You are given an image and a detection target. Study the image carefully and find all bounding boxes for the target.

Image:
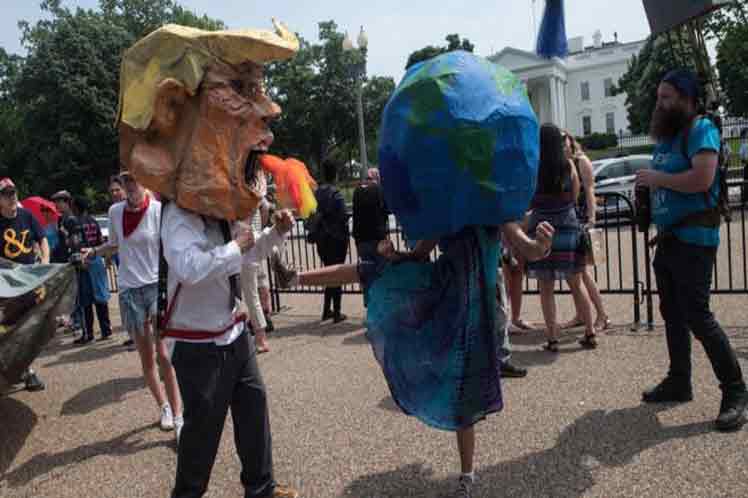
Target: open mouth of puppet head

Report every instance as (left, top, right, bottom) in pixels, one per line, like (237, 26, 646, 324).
(245, 150, 264, 189)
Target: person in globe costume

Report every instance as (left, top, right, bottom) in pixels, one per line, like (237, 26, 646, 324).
(272, 51, 554, 498)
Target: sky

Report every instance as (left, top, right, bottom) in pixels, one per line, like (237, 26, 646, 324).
(0, 0, 653, 82)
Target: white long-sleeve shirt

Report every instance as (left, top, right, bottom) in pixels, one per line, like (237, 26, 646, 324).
(161, 203, 285, 345)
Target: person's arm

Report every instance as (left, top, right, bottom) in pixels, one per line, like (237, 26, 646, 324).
(578, 155, 597, 224)
(162, 205, 254, 286)
(378, 239, 438, 263)
(569, 159, 581, 202)
(34, 239, 50, 264)
(636, 151, 717, 193)
(501, 221, 554, 262)
(242, 210, 294, 264)
(83, 208, 119, 260)
(29, 215, 50, 264)
(334, 189, 349, 223)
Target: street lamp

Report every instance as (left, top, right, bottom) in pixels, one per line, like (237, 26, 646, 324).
(343, 26, 368, 181)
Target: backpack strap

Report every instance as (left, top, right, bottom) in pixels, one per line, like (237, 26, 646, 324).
(156, 201, 169, 338)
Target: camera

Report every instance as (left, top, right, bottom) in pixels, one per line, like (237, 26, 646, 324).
(635, 184, 651, 233)
(69, 252, 85, 268)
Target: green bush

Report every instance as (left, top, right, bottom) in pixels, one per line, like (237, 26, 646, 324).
(579, 133, 619, 150)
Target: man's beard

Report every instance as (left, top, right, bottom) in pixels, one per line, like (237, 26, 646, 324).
(649, 106, 692, 141)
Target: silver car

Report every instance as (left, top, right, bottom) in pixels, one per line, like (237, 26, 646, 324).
(592, 154, 653, 217)
(94, 215, 110, 242)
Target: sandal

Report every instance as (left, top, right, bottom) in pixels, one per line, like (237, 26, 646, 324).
(578, 334, 598, 349)
(512, 319, 534, 331)
(543, 339, 560, 353)
(594, 317, 612, 331)
(560, 317, 584, 329)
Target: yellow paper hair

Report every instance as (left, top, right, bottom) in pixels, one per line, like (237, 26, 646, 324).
(259, 155, 318, 219)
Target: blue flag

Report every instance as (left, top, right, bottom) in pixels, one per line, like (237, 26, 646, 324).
(536, 0, 568, 59)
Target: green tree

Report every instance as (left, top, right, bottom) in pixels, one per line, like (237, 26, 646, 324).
(703, 0, 748, 41)
(100, 0, 224, 38)
(0, 0, 224, 209)
(614, 33, 697, 134)
(266, 21, 395, 175)
(716, 23, 748, 116)
(405, 34, 474, 70)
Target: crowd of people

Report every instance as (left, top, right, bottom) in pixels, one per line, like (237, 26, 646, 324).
(3, 19, 746, 498)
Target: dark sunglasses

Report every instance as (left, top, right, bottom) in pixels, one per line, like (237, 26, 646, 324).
(0, 188, 17, 197)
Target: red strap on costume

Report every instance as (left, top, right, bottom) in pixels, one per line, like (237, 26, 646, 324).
(123, 195, 150, 238)
(159, 283, 247, 340)
(160, 315, 247, 340)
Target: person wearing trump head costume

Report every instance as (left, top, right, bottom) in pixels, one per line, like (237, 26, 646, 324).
(118, 21, 300, 498)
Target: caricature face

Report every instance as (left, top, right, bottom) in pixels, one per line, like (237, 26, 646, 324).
(124, 60, 280, 220)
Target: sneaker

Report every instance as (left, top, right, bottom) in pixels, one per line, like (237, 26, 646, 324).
(642, 377, 693, 403)
(271, 254, 298, 289)
(456, 475, 473, 498)
(73, 336, 93, 346)
(174, 415, 184, 443)
(265, 316, 275, 333)
(271, 484, 299, 498)
(333, 313, 348, 324)
(160, 404, 175, 431)
(321, 311, 334, 321)
(715, 388, 748, 432)
(500, 362, 528, 378)
(24, 371, 46, 392)
(122, 338, 134, 348)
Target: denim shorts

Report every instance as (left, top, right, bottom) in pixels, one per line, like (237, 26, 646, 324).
(118, 283, 158, 336)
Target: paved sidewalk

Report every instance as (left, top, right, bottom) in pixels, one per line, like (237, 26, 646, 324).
(2, 293, 748, 498)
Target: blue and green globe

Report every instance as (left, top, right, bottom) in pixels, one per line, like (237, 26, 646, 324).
(379, 50, 539, 241)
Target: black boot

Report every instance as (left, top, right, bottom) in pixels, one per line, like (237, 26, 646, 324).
(642, 376, 693, 403)
(715, 383, 748, 432)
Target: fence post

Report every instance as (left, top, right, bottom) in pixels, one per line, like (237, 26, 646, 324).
(643, 232, 655, 331)
(629, 215, 641, 331)
(266, 257, 281, 313)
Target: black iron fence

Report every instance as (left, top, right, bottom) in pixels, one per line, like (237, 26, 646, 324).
(268, 184, 748, 331)
(101, 184, 748, 331)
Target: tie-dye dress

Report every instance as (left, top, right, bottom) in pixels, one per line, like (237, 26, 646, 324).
(363, 226, 503, 431)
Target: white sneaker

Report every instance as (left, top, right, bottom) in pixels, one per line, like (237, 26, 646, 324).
(174, 415, 184, 444)
(160, 403, 175, 431)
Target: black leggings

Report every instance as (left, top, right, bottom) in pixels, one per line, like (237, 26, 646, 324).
(316, 236, 349, 315)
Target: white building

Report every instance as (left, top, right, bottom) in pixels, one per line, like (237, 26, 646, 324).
(489, 31, 646, 137)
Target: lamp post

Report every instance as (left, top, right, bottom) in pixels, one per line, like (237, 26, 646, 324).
(343, 26, 368, 181)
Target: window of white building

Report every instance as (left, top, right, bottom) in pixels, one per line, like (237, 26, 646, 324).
(604, 78, 614, 98)
(583, 116, 592, 136)
(606, 112, 616, 134)
(581, 81, 590, 101)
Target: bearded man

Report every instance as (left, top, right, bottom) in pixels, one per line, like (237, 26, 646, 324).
(636, 69, 748, 432)
(118, 22, 300, 497)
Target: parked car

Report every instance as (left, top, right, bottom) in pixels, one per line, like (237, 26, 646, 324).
(94, 215, 110, 242)
(592, 154, 652, 219)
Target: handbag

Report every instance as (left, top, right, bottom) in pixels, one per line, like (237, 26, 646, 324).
(580, 227, 605, 266)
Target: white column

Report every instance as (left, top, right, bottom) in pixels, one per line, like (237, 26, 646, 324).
(549, 76, 558, 125)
